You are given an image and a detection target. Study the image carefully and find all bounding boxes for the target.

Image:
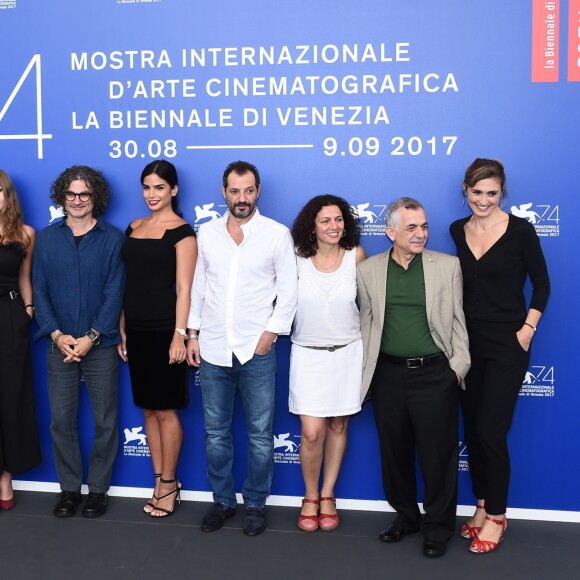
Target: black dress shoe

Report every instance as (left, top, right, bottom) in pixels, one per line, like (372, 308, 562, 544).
(53, 491, 82, 518)
(243, 507, 267, 536)
(379, 524, 419, 543)
(201, 502, 236, 532)
(423, 541, 447, 558)
(82, 492, 108, 518)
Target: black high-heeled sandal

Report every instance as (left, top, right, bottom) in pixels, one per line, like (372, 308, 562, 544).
(143, 473, 161, 514)
(150, 477, 181, 518)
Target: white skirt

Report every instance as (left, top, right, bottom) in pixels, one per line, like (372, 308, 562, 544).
(288, 339, 363, 417)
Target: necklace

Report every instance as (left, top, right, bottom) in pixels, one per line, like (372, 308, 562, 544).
(313, 246, 341, 272)
(471, 216, 506, 235)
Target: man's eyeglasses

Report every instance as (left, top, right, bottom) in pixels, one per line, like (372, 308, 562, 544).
(64, 192, 92, 202)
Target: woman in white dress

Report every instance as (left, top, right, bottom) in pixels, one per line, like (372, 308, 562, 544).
(290, 195, 366, 532)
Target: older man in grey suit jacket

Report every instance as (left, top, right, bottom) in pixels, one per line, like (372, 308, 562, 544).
(357, 197, 470, 558)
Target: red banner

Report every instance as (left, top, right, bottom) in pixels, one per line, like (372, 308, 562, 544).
(568, 0, 580, 81)
(532, 0, 560, 82)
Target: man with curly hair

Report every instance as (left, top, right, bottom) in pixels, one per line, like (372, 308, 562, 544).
(33, 166, 125, 519)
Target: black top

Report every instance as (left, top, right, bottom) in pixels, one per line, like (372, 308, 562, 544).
(0, 243, 23, 292)
(449, 214, 550, 323)
(121, 223, 195, 331)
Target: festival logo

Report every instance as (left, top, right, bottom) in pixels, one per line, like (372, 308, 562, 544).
(510, 202, 560, 237)
(458, 440, 469, 472)
(193, 202, 225, 232)
(194, 202, 222, 222)
(273, 432, 301, 465)
(518, 364, 556, 398)
(123, 426, 151, 457)
(350, 201, 388, 236)
(49, 205, 65, 223)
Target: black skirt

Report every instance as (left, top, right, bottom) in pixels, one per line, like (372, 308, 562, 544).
(126, 328, 189, 410)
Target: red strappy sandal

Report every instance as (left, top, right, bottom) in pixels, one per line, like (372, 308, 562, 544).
(319, 497, 339, 532)
(469, 515, 507, 554)
(460, 504, 485, 539)
(298, 498, 320, 532)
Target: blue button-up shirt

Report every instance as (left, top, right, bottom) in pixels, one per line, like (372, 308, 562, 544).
(33, 218, 126, 349)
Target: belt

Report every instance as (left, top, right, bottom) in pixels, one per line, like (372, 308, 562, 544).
(0, 290, 20, 300)
(300, 343, 349, 352)
(379, 352, 445, 369)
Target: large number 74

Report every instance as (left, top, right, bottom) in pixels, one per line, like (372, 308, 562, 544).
(0, 55, 53, 160)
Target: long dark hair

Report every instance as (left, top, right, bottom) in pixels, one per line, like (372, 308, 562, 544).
(141, 159, 182, 217)
(292, 194, 360, 258)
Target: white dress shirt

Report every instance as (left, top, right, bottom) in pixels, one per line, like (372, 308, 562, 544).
(188, 209, 298, 366)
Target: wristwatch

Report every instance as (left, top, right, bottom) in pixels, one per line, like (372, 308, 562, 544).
(174, 328, 187, 337)
(86, 328, 100, 345)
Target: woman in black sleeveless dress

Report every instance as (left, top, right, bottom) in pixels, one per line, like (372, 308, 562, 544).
(0, 169, 41, 509)
(118, 160, 197, 517)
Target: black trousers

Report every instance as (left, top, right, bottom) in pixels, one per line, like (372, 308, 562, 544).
(371, 355, 459, 543)
(461, 320, 531, 515)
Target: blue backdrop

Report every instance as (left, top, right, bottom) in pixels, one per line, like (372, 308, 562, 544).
(1, 0, 577, 515)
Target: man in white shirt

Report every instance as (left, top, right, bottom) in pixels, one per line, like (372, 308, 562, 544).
(186, 160, 297, 536)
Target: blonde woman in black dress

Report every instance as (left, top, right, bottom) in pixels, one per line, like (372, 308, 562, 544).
(118, 160, 197, 517)
(0, 169, 41, 509)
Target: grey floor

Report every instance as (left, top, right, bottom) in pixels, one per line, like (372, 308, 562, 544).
(0, 491, 578, 580)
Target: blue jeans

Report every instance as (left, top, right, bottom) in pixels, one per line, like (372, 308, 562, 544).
(200, 348, 276, 508)
(47, 344, 119, 493)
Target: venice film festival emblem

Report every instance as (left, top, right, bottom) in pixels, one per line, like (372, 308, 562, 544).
(273, 433, 301, 465)
(510, 202, 559, 237)
(518, 364, 556, 398)
(123, 426, 151, 457)
(350, 202, 388, 236)
(458, 441, 469, 472)
(193, 201, 225, 232)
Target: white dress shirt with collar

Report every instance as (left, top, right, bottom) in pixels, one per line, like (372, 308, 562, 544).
(187, 209, 298, 366)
